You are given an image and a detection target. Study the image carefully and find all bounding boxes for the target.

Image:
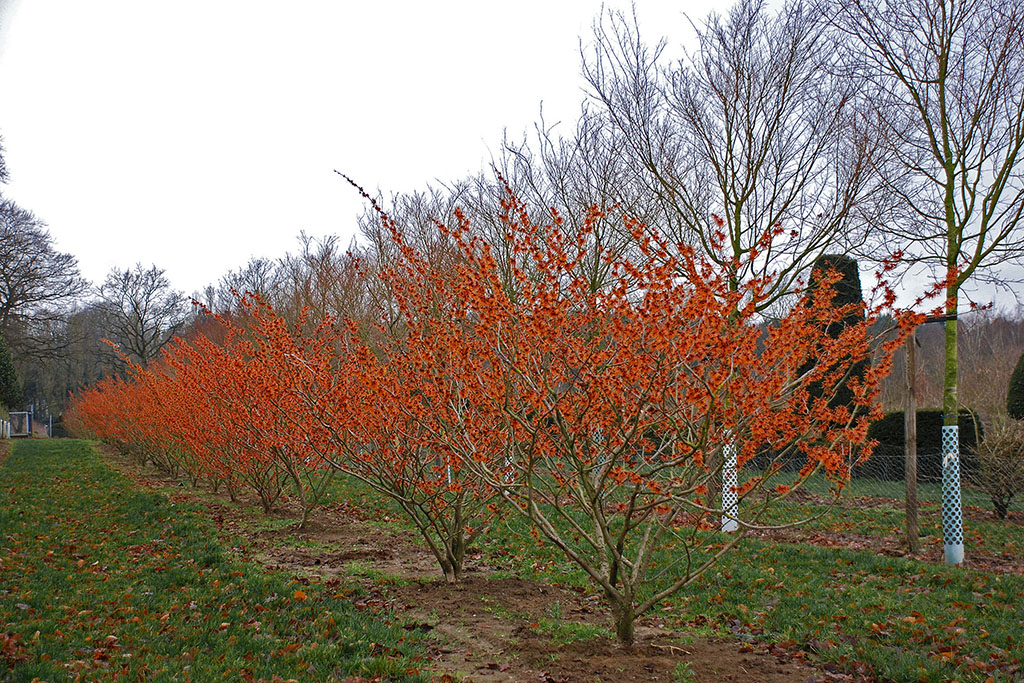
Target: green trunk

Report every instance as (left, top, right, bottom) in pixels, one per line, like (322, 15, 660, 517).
(941, 280, 964, 565)
(943, 299, 958, 427)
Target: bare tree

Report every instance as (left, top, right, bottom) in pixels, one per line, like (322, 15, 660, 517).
(969, 418, 1024, 519)
(479, 110, 662, 294)
(0, 133, 9, 185)
(0, 199, 89, 357)
(882, 312, 1024, 415)
(275, 232, 378, 329)
(829, 0, 1024, 465)
(98, 264, 189, 366)
(959, 312, 1024, 421)
(582, 0, 882, 307)
(203, 256, 283, 315)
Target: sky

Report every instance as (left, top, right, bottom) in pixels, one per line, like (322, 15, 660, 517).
(0, 0, 709, 296)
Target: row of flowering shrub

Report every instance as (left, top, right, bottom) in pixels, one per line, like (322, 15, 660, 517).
(66, 191, 915, 645)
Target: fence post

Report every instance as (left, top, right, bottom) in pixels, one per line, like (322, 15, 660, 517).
(904, 332, 920, 553)
(721, 441, 738, 532)
(941, 425, 964, 565)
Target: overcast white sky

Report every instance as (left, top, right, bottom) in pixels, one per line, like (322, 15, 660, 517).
(0, 0, 712, 295)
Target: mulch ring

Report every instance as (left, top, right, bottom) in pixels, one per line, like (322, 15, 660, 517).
(382, 576, 839, 682)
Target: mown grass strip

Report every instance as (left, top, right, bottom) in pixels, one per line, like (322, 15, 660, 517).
(458, 485, 1024, 681)
(329, 470, 1024, 681)
(663, 539, 1024, 681)
(0, 439, 428, 682)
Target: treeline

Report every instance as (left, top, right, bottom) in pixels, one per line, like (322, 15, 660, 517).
(6, 0, 1024, 432)
(878, 315, 1024, 423)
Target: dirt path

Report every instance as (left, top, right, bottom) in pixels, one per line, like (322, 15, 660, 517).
(101, 449, 858, 682)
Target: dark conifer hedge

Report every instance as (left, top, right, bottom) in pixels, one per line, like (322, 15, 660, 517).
(0, 335, 22, 411)
(1007, 352, 1024, 420)
(860, 409, 982, 481)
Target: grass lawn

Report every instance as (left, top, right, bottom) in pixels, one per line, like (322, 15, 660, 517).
(767, 468, 1024, 514)
(326, 471, 1024, 682)
(473, 519, 1024, 681)
(6, 439, 1020, 681)
(0, 439, 429, 682)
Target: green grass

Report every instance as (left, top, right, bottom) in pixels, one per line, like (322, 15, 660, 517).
(343, 561, 411, 587)
(315, 464, 1024, 679)
(0, 440, 429, 682)
(466, 485, 1024, 681)
(661, 541, 1023, 681)
(528, 617, 609, 646)
(36, 442, 1023, 681)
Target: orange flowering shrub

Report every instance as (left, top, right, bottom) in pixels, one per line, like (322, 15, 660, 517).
(68, 183, 916, 645)
(238, 241, 510, 583)
(359, 186, 915, 645)
(68, 311, 338, 526)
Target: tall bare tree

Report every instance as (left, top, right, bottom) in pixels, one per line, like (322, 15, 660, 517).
(830, 0, 1024, 563)
(275, 232, 376, 327)
(0, 199, 89, 357)
(0, 134, 9, 185)
(98, 264, 189, 366)
(582, 0, 883, 307)
(198, 256, 283, 315)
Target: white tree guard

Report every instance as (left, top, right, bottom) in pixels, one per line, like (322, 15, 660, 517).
(941, 425, 964, 565)
(721, 442, 739, 532)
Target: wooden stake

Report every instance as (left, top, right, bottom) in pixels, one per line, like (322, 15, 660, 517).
(904, 330, 920, 553)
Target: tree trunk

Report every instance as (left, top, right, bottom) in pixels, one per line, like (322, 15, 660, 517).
(440, 559, 459, 584)
(942, 283, 964, 566)
(611, 600, 635, 648)
(943, 301, 958, 430)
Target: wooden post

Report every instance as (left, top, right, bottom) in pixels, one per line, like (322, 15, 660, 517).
(904, 331, 920, 553)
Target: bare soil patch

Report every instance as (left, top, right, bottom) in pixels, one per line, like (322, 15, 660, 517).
(99, 448, 857, 682)
(384, 577, 830, 682)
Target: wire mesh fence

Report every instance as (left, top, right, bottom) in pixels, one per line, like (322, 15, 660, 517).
(735, 447, 1024, 570)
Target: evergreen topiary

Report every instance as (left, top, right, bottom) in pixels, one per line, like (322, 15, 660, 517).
(804, 254, 866, 409)
(0, 334, 22, 410)
(1008, 352, 1024, 419)
(810, 254, 864, 327)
